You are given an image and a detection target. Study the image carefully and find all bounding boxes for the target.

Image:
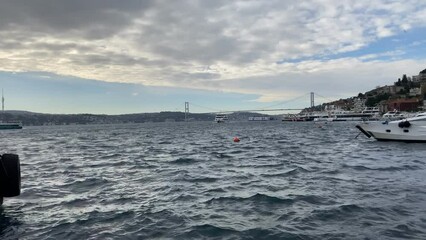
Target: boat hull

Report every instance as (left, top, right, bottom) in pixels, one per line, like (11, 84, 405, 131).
(0, 124, 22, 130)
(356, 121, 426, 142)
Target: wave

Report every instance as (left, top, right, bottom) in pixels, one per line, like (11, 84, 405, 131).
(186, 177, 220, 183)
(212, 152, 232, 159)
(60, 197, 90, 207)
(180, 225, 307, 240)
(43, 209, 136, 239)
(169, 157, 197, 164)
(172, 194, 198, 202)
(239, 163, 285, 169)
(204, 188, 226, 193)
(99, 153, 123, 160)
(342, 164, 420, 171)
(383, 224, 425, 239)
(307, 204, 366, 222)
(204, 192, 332, 206)
(260, 167, 310, 177)
(179, 224, 238, 239)
(205, 193, 294, 205)
(293, 195, 335, 205)
(62, 177, 111, 193)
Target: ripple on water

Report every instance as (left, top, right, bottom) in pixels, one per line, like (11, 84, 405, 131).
(2, 121, 426, 239)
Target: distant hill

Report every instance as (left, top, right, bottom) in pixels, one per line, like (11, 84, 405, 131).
(0, 110, 274, 126)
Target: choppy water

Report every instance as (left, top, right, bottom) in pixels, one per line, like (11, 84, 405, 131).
(1, 121, 426, 239)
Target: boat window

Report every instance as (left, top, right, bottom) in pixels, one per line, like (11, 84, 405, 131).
(386, 129, 391, 133)
(404, 129, 409, 133)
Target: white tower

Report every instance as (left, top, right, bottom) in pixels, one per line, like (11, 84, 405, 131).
(2, 89, 4, 112)
(184, 102, 189, 121)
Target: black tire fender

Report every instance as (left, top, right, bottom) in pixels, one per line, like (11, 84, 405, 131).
(0, 154, 21, 197)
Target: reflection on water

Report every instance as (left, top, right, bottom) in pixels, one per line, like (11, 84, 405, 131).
(0, 205, 22, 238)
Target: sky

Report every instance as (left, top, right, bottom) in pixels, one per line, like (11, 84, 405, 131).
(1, 0, 426, 114)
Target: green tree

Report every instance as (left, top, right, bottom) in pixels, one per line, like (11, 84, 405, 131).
(365, 93, 390, 107)
(395, 78, 402, 86)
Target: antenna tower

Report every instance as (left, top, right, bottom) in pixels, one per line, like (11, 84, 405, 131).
(2, 89, 4, 112)
(184, 102, 189, 121)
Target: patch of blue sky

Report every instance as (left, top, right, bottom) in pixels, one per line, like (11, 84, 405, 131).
(0, 71, 264, 114)
(277, 26, 426, 64)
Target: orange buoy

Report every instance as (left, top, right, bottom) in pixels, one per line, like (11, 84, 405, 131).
(233, 137, 240, 142)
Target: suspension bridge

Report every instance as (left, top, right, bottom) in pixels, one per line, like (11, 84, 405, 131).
(183, 92, 333, 121)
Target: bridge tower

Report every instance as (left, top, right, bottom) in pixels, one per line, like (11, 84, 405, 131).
(310, 92, 314, 108)
(184, 102, 189, 121)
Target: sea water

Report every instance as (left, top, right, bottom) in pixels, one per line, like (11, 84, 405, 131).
(1, 121, 426, 239)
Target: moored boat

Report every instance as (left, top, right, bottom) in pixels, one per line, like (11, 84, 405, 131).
(356, 112, 426, 142)
(381, 110, 416, 121)
(314, 107, 380, 122)
(284, 107, 380, 122)
(282, 114, 310, 121)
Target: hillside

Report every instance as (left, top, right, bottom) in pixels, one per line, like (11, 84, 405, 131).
(0, 111, 272, 126)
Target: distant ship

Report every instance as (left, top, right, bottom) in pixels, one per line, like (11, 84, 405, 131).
(0, 89, 22, 130)
(282, 107, 381, 122)
(0, 122, 22, 130)
(248, 116, 271, 121)
(214, 114, 228, 123)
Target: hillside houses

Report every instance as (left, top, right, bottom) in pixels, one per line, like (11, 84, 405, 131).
(310, 67, 426, 113)
(367, 68, 426, 112)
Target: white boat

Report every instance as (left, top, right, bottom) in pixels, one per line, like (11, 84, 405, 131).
(381, 110, 416, 121)
(282, 113, 312, 121)
(356, 113, 426, 142)
(249, 116, 271, 121)
(214, 114, 228, 123)
(313, 107, 380, 122)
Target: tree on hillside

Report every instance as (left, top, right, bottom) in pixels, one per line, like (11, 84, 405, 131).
(395, 78, 402, 86)
(402, 74, 408, 83)
(365, 93, 390, 107)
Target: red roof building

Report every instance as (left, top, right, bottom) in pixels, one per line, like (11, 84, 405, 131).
(387, 98, 421, 112)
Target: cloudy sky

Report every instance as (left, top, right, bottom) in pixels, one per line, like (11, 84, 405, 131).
(1, 0, 426, 114)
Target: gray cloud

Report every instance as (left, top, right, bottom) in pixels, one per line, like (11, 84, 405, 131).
(0, 0, 152, 38)
(1, 0, 426, 101)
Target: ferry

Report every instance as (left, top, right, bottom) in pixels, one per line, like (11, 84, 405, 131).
(313, 107, 380, 122)
(214, 114, 228, 123)
(0, 122, 23, 130)
(248, 116, 271, 121)
(282, 114, 310, 121)
(283, 107, 380, 122)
